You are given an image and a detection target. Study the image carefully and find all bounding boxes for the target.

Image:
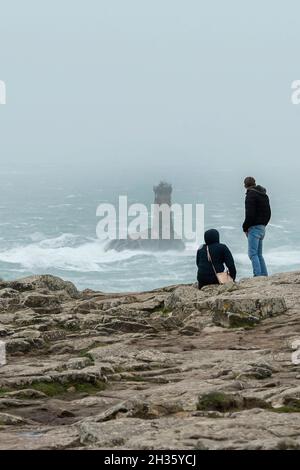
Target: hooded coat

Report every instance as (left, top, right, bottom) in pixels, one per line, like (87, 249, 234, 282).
(242, 185, 271, 232)
(196, 229, 236, 287)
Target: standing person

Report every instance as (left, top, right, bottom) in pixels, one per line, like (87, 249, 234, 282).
(196, 229, 236, 289)
(242, 176, 271, 277)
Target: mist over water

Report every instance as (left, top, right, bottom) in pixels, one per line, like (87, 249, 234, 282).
(1, 2, 300, 291)
(0, 168, 299, 292)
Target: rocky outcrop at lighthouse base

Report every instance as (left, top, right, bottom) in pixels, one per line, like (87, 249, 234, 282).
(105, 182, 185, 252)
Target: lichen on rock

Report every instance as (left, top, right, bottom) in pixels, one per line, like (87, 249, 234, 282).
(0, 272, 300, 449)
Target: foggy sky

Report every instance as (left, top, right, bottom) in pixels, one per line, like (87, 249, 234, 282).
(1, 0, 300, 181)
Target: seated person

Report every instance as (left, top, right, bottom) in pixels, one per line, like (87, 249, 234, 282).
(196, 229, 236, 289)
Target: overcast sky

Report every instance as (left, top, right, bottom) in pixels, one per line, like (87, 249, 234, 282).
(1, 0, 300, 181)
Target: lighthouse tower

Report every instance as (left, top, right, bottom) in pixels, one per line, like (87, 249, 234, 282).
(152, 181, 175, 240)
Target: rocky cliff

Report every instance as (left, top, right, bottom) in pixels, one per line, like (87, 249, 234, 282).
(0, 272, 300, 450)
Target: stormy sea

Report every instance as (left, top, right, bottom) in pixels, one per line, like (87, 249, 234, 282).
(0, 166, 299, 292)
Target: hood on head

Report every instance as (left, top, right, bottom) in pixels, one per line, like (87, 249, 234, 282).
(204, 229, 220, 245)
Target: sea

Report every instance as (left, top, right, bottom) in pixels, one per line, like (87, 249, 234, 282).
(0, 166, 299, 292)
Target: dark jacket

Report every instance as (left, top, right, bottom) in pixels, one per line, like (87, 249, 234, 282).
(196, 229, 236, 287)
(243, 185, 271, 232)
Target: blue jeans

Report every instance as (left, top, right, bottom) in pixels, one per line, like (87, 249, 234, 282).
(248, 225, 268, 277)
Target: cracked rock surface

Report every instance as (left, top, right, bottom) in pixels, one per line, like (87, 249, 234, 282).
(0, 272, 300, 449)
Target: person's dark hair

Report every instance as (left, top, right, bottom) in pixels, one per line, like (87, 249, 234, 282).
(244, 176, 256, 188)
